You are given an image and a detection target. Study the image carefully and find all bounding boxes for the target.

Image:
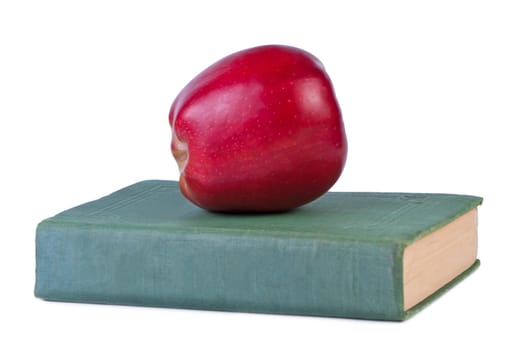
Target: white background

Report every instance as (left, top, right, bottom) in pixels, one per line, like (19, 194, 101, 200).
(1, 0, 526, 348)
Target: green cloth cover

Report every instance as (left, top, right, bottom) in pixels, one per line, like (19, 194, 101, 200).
(35, 180, 482, 321)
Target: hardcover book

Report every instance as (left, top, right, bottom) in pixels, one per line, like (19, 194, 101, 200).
(35, 180, 482, 321)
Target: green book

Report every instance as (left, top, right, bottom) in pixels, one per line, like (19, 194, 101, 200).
(35, 180, 482, 321)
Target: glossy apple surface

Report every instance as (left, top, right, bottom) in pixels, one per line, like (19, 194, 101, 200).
(169, 45, 347, 212)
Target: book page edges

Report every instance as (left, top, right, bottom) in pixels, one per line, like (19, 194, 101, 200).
(403, 259, 480, 320)
(403, 208, 479, 311)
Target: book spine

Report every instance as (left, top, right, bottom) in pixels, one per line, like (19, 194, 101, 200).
(35, 221, 404, 320)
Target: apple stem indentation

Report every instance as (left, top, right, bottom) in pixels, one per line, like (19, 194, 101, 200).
(171, 133, 189, 173)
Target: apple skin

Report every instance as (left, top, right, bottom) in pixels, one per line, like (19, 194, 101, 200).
(169, 45, 347, 212)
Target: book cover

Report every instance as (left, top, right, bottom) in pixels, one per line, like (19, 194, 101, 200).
(35, 180, 482, 321)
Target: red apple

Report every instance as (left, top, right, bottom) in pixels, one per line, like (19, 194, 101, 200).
(169, 45, 347, 212)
